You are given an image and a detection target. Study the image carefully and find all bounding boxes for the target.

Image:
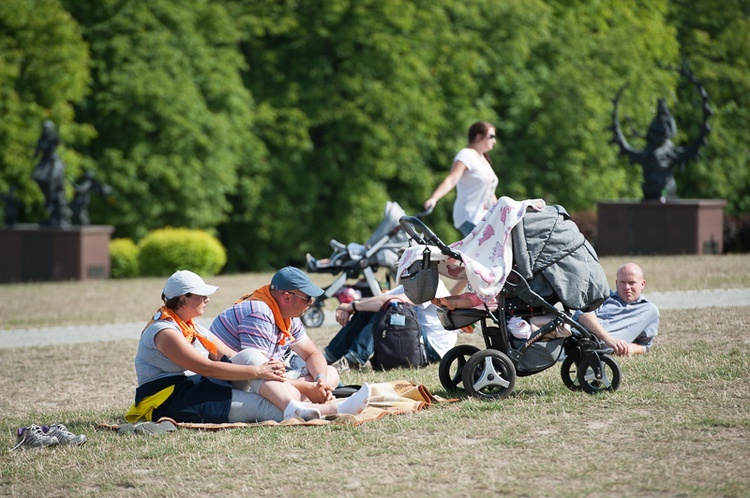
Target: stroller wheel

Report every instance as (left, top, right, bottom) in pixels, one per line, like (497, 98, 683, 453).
(301, 306, 325, 328)
(462, 350, 516, 400)
(576, 354, 622, 394)
(439, 345, 481, 391)
(560, 356, 582, 392)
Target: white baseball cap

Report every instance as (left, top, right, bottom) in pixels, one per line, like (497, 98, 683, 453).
(163, 270, 219, 300)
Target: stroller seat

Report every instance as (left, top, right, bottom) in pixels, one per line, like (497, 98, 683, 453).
(305, 239, 356, 272)
(436, 307, 486, 330)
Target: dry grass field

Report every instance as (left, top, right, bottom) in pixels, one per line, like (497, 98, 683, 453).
(0, 254, 748, 497)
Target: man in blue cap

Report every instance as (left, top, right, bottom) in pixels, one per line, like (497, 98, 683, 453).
(210, 266, 339, 403)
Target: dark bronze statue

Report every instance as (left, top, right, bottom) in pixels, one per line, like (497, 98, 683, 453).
(610, 66, 712, 201)
(33, 120, 71, 226)
(70, 170, 113, 226)
(1, 185, 24, 226)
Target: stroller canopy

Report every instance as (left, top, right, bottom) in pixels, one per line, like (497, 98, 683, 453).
(361, 201, 408, 270)
(512, 204, 609, 311)
(365, 201, 408, 249)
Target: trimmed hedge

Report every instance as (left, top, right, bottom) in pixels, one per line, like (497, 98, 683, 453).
(109, 238, 140, 278)
(138, 228, 227, 277)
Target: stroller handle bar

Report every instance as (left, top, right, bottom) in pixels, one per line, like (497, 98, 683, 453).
(416, 205, 434, 218)
(398, 215, 462, 260)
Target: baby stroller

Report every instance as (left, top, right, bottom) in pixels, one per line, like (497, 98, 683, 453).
(303, 201, 423, 328)
(397, 197, 622, 399)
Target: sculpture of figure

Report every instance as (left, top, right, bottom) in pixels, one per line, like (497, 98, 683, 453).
(33, 120, 71, 226)
(610, 66, 712, 201)
(1, 185, 24, 226)
(70, 170, 114, 226)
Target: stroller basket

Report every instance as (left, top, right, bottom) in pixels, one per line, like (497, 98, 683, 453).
(400, 247, 440, 304)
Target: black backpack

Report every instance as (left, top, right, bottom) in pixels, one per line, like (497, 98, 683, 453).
(371, 300, 427, 370)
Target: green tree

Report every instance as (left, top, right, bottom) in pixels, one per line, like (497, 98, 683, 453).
(458, 0, 680, 212)
(223, 0, 454, 269)
(667, 0, 750, 214)
(222, 0, 700, 268)
(0, 0, 92, 221)
(63, 0, 267, 239)
(3, 0, 748, 270)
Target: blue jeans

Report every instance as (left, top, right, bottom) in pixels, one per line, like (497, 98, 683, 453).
(324, 311, 377, 366)
(423, 333, 440, 363)
(324, 310, 441, 366)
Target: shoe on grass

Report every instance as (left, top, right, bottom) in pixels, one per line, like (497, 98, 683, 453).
(44, 424, 88, 446)
(331, 356, 350, 373)
(133, 420, 177, 436)
(331, 355, 362, 374)
(11, 425, 59, 451)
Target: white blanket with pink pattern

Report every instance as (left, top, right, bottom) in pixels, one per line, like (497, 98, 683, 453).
(398, 197, 546, 303)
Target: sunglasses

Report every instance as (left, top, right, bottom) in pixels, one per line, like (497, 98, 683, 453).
(287, 291, 312, 304)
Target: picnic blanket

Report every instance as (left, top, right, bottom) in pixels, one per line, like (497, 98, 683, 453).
(98, 380, 454, 432)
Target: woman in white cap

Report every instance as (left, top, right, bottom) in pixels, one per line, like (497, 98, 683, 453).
(126, 270, 370, 424)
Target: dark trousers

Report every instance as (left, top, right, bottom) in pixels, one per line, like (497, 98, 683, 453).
(323, 310, 379, 366)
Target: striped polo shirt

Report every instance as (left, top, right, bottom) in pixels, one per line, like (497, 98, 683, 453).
(209, 299, 306, 360)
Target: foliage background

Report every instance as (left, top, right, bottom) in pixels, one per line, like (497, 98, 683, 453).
(1, 0, 748, 271)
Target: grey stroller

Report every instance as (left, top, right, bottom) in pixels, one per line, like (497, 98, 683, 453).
(397, 202, 622, 399)
(302, 201, 418, 327)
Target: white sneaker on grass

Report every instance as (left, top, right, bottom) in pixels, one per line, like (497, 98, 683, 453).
(44, 424, 88, 446)
(11, 425, 59, 451)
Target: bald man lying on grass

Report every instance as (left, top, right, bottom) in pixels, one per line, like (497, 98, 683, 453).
(573, 262, 660, 357)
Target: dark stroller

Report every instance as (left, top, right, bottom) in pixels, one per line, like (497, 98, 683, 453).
(397, 202, 622, 399)
(302, 201, 418, 328)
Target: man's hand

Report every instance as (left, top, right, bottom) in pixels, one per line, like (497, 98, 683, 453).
(626, 343, 646, 356)
(255, 359, 287, 381)
(578, 312, 630, 357)
(335, 303, 355, 326)
(603, 336, 630, 356)
(303, 378, 334, 403)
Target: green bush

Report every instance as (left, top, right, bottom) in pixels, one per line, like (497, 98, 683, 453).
(137, 227, 227, 277)
(109, 238, 140, 278)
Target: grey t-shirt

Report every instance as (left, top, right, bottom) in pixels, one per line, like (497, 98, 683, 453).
(134, 319, 214, 385)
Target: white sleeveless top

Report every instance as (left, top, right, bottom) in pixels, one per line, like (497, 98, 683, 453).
(452, 148, 499, 229)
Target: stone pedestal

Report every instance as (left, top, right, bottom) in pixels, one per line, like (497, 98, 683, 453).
(0, 224, 115, 283)
(597, 200, 726, 256)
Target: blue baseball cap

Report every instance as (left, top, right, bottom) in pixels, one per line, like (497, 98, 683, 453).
(270, 266, 324, 297)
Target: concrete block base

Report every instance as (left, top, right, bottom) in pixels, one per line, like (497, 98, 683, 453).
(597, 200, 726, 256)
(0, 224, 115, 282)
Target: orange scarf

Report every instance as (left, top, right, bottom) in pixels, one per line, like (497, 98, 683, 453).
(237, 285, 294, 346)
(143, 306, 218, 356)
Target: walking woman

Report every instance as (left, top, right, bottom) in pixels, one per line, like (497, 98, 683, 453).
(424, 121, 499, 237)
